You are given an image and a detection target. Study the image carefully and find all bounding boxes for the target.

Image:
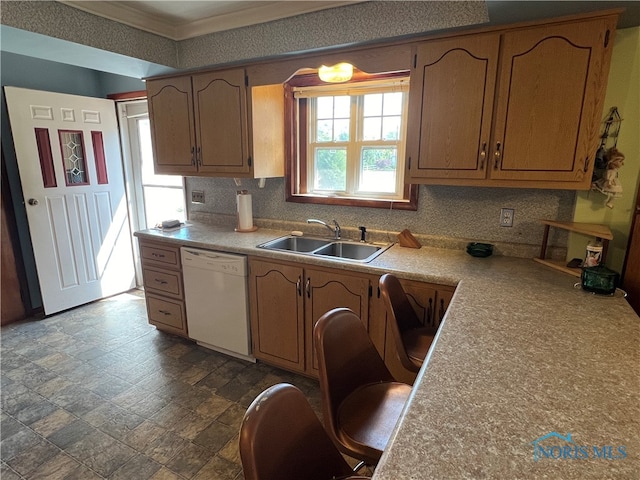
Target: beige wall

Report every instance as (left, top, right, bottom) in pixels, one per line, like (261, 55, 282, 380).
(568, 27, 640, 272)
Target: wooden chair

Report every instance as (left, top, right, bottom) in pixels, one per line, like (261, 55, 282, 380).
(314, 307, 412, 465)
(379, 273, 436, 374)
(239, 382, 370, 480)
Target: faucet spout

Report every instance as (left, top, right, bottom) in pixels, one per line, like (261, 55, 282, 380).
(307, 219, 341, 240)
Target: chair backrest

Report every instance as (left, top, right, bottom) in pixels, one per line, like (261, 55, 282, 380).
(239, 383, 356, 480)
(379, 273, 423, 373)
(314, 308, 395, 452)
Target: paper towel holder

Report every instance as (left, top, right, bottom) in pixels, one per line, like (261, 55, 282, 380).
(235, 189, 258, 233)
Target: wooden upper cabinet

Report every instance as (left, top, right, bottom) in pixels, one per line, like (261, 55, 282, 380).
(406, 14, 617, 189)
(491, 18, 614, 185)
(192, 69, 249, 175)
(406, 34, 500, 180)
(147, 76, 197, 174)
(147, 69, 284, 178)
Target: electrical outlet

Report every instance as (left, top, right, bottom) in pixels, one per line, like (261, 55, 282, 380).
(500, 208, 514, 227)
(191, 190, 205, 204)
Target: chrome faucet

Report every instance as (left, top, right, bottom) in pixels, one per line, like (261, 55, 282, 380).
(307, 218, 341, 240)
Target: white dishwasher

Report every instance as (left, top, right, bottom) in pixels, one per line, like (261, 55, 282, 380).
(181, 247, 253, 361)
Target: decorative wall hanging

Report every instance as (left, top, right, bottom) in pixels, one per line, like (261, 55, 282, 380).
(591, 107, 624, 208)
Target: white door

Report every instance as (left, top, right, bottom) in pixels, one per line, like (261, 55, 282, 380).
(4, 86, 135, 315)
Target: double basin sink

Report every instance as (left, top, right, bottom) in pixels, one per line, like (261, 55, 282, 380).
(257, 235, 392, 263)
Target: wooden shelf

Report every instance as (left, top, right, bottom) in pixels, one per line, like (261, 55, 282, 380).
(539, 220, 613, 240)
(535, 220, 613, 277)
(533, 258, 581, 277)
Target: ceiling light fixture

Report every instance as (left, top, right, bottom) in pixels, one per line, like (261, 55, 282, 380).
(318, 63, 353, 83)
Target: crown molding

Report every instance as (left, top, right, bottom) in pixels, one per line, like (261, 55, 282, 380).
(59, 1, 364, 41)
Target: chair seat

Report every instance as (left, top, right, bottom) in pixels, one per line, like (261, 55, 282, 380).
(337, 381, 412, 461)
(402, 327, 435, 367)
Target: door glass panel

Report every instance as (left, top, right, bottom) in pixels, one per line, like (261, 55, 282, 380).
(34, 128, 57, 188)
(58, 130, 88, 185)
(91, 131, 109, 184)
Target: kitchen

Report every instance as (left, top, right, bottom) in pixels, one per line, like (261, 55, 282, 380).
(1, 1, 639, 479)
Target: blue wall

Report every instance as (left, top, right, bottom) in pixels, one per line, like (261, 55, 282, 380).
(1, 51, 144, 311)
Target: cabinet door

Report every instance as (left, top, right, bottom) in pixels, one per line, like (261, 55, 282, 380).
(192, 69, 251, 176)
(305, 268, 370, 375)
(249, 259, 305, 373)
(491, 19, 614, 186)
(147, 76, 197, 175)
(406, 34, 499, 181)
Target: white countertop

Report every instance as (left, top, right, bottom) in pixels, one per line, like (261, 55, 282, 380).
(135, 222, 640, 478)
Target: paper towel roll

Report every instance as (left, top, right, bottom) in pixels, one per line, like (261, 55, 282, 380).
(237, 191, 254, 231)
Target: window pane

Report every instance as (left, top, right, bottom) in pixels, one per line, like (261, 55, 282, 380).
(334, 96, 350, 118)
(382, 116, 401, 140)
(139, 118, 182, 186)
(359, 147, 397, 193)
(364, 94, 382, 116)
(383, 92, 403, 116)
(143, 186, 186, 226)
(334, 119, 350, 141)
(317, 119, 333, 142)
(317, 97, 334, 119)
(314, 148, 346, 191)
(363, 117, 382, 140)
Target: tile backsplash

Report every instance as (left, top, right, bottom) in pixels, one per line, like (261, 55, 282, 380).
(187, 176, 575, 259)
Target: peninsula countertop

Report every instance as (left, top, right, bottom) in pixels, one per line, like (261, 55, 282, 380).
(135, 223, 639, 478)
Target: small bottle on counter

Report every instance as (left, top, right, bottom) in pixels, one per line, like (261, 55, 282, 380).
(583, 240, 603, 267)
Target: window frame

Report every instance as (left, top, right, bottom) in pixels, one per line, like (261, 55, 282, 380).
(284, 71, 418, 211)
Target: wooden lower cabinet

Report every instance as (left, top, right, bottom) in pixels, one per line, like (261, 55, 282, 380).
(248, 257, 370, 378)
(248, 259, 305, 373)
(370, 277, 455, 384)
(138, 239, 188, 337)
(248, 256, 455, 381)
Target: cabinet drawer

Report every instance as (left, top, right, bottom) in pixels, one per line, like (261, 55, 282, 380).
(146, 294, 186, 333)
(140, 243, 180, 269)
(142, 266, 183, 298)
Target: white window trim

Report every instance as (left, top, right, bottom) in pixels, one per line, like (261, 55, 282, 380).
(297, 81, 409, 201)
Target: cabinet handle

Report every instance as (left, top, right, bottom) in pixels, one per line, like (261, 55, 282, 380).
(493, 141, 502, 169)
(583, 156, 590, 172)
(151, 253, 165, 258)
(296, 276, 302, 296)
(191, 146, 196, 166)
(154, 278, 168, 285)
(427, 297, 433, 326)
(196, 147, 201, 166)
(439, 298, 446, 321)
(479, 142, 487, 169)
(305, 278, 311, 298)
(158, 310, 171, 316)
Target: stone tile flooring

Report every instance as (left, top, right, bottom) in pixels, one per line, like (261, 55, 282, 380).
(0, 290, 335, 479)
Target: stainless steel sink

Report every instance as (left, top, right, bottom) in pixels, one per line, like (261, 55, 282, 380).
(257, 235, 392, 263)
(258, 236, 331, 252)
(313, 242, 383, 261)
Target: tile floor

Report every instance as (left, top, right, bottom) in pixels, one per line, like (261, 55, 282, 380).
(0, 290, 337, 479)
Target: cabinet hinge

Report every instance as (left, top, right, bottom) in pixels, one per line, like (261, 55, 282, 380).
(413, 54, 417, 69)
(245, 74, 249, 87)
(408, 157, 411, 170)
(604, 30, 610, 48)
(248, 156, 252, 167)
(369, 285, 373, 297)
